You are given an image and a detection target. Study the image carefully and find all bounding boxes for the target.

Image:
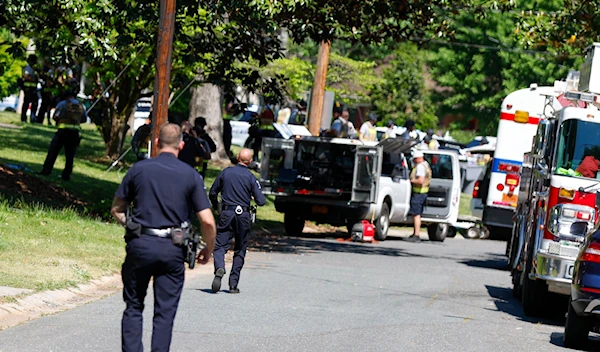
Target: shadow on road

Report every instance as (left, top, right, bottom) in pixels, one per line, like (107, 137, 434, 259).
(485, 285, 566, 326)
(460, 252, 508, 271)
(550, 332, 600, 351)
(248, 231, 427, 258)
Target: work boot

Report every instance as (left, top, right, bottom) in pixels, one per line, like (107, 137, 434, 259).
(212, 268, 225, 293)
(229, 287, 240, 294)
(405, 234, 421, 243)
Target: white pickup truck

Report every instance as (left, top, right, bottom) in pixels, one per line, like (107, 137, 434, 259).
(259, 136, 461, 241)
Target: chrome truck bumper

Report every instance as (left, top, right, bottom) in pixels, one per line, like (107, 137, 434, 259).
(530, 251, 575, 295)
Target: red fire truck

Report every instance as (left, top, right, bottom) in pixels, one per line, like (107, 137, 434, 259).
(509, 65, 600, 316)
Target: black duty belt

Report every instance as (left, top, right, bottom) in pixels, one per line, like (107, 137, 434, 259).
(141, 227, 172, 238)
(222, 205, 250, 214)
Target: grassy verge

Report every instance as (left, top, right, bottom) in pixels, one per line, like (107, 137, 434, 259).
(0, 111, 282, 291)
(459, 193, 472, 217)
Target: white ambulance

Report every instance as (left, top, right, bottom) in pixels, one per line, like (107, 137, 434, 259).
(478, 84, 562, 238)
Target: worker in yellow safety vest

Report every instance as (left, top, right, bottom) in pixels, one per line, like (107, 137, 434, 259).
(406, 150, 432, 243)
(359, 113, 378, 141)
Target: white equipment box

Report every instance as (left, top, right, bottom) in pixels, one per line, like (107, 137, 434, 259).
(579, 43, 600, 94)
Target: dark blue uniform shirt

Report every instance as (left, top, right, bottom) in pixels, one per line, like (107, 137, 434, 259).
(209, 164, 266, 207)
(115, 153, 211, 228)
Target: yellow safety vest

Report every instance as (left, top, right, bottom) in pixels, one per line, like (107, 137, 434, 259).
(411, 161, 432, 194)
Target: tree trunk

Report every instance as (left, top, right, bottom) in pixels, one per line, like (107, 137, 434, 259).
(189, 83, 228, 160)
(105, 112, 130, 158)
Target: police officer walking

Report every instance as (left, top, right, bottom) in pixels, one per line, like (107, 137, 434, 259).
(111, 123, 216, 352)
(39, 90, 86, 181)
(209, 148, 266, 293)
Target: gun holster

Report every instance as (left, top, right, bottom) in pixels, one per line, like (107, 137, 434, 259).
(124, 219, 141, 242)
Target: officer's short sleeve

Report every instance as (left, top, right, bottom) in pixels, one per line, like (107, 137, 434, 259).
(115, 167, 135, 202)
(415, 164, 426, 178)
(191, 171, 211, 212)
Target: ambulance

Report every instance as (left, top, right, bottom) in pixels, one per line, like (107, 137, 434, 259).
(480, 84, 562, 238)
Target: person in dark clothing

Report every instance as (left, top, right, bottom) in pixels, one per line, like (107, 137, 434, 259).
(131, 118, 152, 161)
(20, 54, 39, 123)
(178, 121, 204, 169)
(193, 116, 217, 177)
(111, 123, 216, 352)
(39, 90, 86, 181)
(37, 60, 56, 125)
(209, 148, 266, 293)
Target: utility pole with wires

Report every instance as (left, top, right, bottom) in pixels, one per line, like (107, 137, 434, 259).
(151, 0, 176, 157)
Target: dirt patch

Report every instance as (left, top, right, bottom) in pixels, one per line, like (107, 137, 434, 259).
(0, 164, 87, 207)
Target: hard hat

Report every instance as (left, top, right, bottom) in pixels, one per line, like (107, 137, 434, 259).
(412, 150, 424, 159)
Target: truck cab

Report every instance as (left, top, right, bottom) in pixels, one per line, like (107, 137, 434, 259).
(259, 136, 461, 241)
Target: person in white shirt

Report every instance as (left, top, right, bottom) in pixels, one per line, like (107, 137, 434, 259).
(359, 113, 378, 141)
(383, 120, 397, 139)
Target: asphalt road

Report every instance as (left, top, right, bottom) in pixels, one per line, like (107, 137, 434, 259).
(0, 229, 598, 352)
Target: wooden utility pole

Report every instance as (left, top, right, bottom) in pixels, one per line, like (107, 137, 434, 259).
(151, 0, 176, 157)
(308, 40, 331, 136)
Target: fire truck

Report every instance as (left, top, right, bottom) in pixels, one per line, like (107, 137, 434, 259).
(478, 85, 562, 239)
(509, 47, 600, 317)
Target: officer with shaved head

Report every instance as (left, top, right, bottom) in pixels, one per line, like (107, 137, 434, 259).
(209, 148, 266, 294)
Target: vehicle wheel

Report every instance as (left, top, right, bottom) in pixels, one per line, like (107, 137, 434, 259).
(5, 107, 15, 112)
(374, 203, 390, 241)
(521, 246, 548, 317)
(511, 271, 522, 300)
(428, 223, 448, 242)
(480, 227, 490, 239)
(564, 298, 590, 349)
(283, 213, 305, 237)
(466, 226, 481, 239)
(447, 226, 457, 238)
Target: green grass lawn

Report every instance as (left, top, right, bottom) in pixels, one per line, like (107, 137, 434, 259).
(0, 111, 281, 292)
(459, 193, 472, 217)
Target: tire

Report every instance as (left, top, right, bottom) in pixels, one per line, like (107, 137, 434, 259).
(466, 226, 481, 239)
(521, 245, 548, 317)
(284, 213, 305, 237)
(447, 226, 457, 238)
(374, 203, 390, 241)
(564, 298, 590, 349)
(428, 223, 448, 242)
(512, 271, 522, 300)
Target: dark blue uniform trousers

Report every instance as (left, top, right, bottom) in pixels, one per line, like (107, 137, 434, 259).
(121, 235, 186, 352)
(213, 210, 251, 288)
(41, 129, 79, 180)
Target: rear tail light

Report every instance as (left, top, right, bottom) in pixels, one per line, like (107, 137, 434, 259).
(578, 211, 592, 220)
(473, 181, 480, 198)
(498, 163, 521, 173)
(547, 204, 596, 239)
(582, 242, 600, 264)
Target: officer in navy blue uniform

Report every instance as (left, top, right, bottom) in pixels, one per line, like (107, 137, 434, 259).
(110, 123, 216, 352)
(209, 148, 266, 293)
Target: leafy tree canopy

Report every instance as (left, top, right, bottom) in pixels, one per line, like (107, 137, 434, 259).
(427, 0, 580, 134)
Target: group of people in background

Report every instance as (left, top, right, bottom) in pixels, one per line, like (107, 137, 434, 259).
(19, 54, 81, 125)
